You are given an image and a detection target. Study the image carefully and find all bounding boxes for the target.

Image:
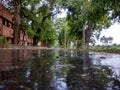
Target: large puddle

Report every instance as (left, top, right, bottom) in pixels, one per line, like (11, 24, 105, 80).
(0, 49, 120, 90)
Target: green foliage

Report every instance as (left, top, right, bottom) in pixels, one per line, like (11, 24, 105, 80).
(2, 0, 120, 47)
(58, 29, 65, 47)
(55, 18, 64, 47)
(34, 17, 58, 47)
(66, 0, 83, 40)
(77, 39, 82, 48)
(0, 36, 9, 48)
(20, 0, 60, 46)
(100, 36, 113, 45)
(94, 0, 120, 22)
(61, 0, 117, 48)
(89, 45, 120, 54)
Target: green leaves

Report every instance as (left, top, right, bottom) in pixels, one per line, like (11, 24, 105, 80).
(2, 0, 120, 47)
(60, 0, 119, 48)
(20, 0, 60, 46)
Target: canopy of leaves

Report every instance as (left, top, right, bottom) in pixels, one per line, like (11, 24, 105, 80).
(1, 0, 120, 47)
(60, 0, 120, 47)
(54, 18, 68, 47)
(20, 0, 60, 46)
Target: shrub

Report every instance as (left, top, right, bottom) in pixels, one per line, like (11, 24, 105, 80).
(77, 39, 82, 48)
(89, 45, 120, 54)
(0, 36, 9, 48)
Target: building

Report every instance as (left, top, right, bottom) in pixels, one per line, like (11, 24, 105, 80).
(0, 3, 14, 44)
(19, 31, 33, 46)
(0, 3, 33, 46)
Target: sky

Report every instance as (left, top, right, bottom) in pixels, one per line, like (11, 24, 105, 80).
(56, 9, 67, 18)
(99, 23, 120, 44)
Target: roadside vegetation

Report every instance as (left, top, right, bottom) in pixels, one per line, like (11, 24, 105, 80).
(0, 36, 9, 48)
(89, 45, 120, 54)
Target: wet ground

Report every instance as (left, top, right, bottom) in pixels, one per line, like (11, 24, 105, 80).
(0, 49, 120, 90)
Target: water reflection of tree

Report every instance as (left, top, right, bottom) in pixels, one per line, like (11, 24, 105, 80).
(0, 50, 33, 89)
(112, 77, 120, 89)
(66, 58, 84, 89)
(89, 66, 112, 90)
(51, 50, 70, 90)
(27, 50, 55, 90)
(66, 51, 114, 90)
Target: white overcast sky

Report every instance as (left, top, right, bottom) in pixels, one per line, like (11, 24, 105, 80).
(100, 22, 120, 44)
(56, 9, 67, 18)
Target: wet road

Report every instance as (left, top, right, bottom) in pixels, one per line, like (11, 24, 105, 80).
(0, 49, 120, 90)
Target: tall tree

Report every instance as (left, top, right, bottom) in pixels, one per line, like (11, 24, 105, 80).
(55, 18, 66, 47)
(61, 0, 111, 48)
(13, 0, 21, 44)
(21, 0, 60, 46)
(1, 0, 61, 46)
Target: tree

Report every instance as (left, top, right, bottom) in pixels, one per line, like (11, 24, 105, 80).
(20, 0, 60, 46)
(100, 36, 113, 45)
(55, 18, 66, 47)
(13, 0, 21, 44)
(54, 17, 71, 48)
(1, 0, 120, 47)
(89, 30, 101, 46)
(60, 0, 112, 48)
(1, 0, 61, 46)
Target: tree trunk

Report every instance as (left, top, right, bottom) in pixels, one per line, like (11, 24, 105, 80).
(33, 36, 37, 46)
(13, 0, 21, 44)
(85, 24, 93, 48)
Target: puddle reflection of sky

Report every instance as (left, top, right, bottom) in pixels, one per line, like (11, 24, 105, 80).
(101, 56, 120, 80)
(92, 53, 120, 80)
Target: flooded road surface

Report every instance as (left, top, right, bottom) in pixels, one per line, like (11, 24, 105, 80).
(0, 49, 120, 90)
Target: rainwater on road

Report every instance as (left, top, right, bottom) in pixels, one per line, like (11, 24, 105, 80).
(0, 49, 120, 90)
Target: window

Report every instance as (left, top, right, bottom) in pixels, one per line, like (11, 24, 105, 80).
(3, 18, 5, 25)
(7, 21, 9, 27)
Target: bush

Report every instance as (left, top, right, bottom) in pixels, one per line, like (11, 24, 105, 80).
(89, 45, 120, 54)
(77, 39, 82, 48)
(0, 36, 9, 48)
